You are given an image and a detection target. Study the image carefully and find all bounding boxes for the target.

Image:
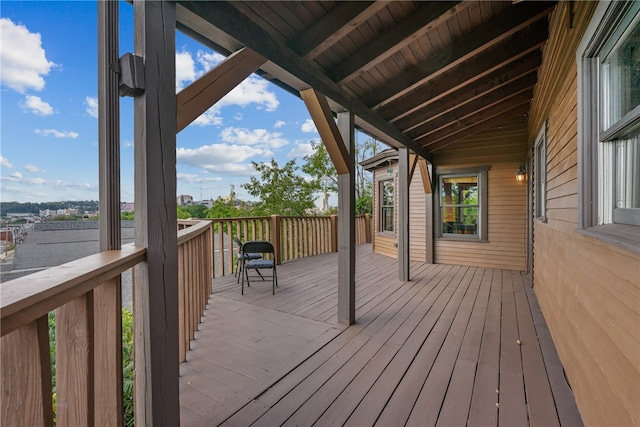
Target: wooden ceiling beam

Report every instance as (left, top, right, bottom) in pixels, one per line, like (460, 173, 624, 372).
(176, 47, 266, 132)
(289, 1, 389, 60)
(421, 103, 531, 152)
(363, 3, 553, 110)
(300, 88, 350, 175)
(408, 153, 418, 185)
(374, 30, 546, 122)
(408, 85, 535, 140)
(327, 1, 463, 85)
(393, 59, 540, 132)
(178, 0, 433, 162)
(418, 94, 532, 146)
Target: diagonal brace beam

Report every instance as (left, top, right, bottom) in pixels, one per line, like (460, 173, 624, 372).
(300, 88, 350, 175)
(176, 47, 266, 132)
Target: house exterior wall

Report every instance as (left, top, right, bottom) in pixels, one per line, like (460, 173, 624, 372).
(527, 2, 640, 425)
(432, 116, 529, 271)
(371, 162, 428, 262)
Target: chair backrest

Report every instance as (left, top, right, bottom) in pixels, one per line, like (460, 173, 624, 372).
(242, 240, 275, 255)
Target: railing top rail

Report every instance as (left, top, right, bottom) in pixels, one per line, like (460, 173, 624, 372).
(1, 243, 146, 337)
(177, 219, 212, 245)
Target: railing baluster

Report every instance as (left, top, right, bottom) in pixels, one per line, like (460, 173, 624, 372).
(56, 295, 93, 426)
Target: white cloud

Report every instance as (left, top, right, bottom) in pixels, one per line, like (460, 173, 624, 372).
(177, 143, 269, 175)
(176, 50, 196, 91)
(85, 96, 98, 118)
(122, 140, 134, 148)
(10, 171, 23, 179)
(196, 51, 225, 72)
(220, 127, 288, 149)
(287, 141, 314, 159)
(274, 120, 286, 129)
(0, 18, 56, 93)
(1, 156, 14, 169)
(192, 109, 224, 127)
(222, 76, 278, 112)
(301, 119, 317, 133)
(234, 112, 243, 121)
(35, 129, 79, 138)
(24, 164, 41, 172)
(177, 173, 223, 184)
(20, 95, 54, 116)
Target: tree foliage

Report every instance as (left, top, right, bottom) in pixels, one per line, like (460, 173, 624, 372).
(243, 159, 319, 216)
(302, 140, 337, 194)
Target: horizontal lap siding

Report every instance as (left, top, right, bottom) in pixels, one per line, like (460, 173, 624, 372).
(433, 117, 528, 271)
(409, 165, 427, 262)
(528, 2, 640, 426)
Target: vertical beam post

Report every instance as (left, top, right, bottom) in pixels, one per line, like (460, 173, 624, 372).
(133, 1, 179, 425)
(96, 1, 123, 424)
(337, 111, 355, 325)
(398, 147, 410, 281)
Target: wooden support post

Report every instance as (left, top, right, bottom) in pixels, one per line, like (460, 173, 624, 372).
(330, 215, 338, 252)
(398, 147, 410, 281)
(337, 111, 355, 325)
(133, 1, 179, 425)
(364, 213, 372, 243)
(421, 160, 434, 264)
(96, 1, 123, 424)
(271, 215, 282, 265)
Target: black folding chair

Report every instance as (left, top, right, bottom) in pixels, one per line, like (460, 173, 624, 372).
(241, 240, 277, 295)
(233, 235, 262, 283)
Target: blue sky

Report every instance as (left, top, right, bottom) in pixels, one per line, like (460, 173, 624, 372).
(0, 1, 361, 205)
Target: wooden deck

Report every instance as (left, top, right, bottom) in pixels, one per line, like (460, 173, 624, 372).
(180, 245, 583, 426)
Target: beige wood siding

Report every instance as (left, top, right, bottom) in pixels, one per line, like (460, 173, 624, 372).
(432, 117, 528, 271)
(409, 165, 427, 262)
(528, 2, 640, 426)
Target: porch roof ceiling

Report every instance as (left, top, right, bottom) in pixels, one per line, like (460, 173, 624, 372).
(176, 1, 555, 161)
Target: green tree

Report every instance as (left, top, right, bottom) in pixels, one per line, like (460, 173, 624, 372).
(185, 204, 208, 218)
(243, 159, 319, 216)
(301, 137, 381, 215)
(302, 140, 337, 194)
(177, 205, 191, 219)
(121, 211, 134, 221)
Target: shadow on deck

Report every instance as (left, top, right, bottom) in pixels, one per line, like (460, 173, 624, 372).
(180, 245, 582, 426)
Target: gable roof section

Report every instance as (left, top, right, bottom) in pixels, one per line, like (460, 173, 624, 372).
(176, 1, 555, 160)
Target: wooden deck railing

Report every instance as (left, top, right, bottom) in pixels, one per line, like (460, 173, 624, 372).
(177, 219, 214, 362)
(0, 244, 146, 426)
(205, 214, 372, 277)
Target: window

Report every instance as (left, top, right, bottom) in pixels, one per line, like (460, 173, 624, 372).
(436, 168, 488, 241)
(578, 1, 640, 250)
(380, 179, 394, 233)
(534, 123, 547, 221)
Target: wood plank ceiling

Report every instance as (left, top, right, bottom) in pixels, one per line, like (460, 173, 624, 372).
(176, 1, 556, 161)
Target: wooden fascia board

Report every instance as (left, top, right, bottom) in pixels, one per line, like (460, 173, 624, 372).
(425, 103, 530, 152)
(177, 1, 432, 162)
(418, 158, 432, 194)
(365, 6, 552, 110)
(409, 87, 535, 141)
(300, 88, 350, 175)
(418, 94, 531, 146)
(289, 1, 386, 60)
(176, 47, 266, 132)
(394, 60, 540, 132)
(374, 29, 547, 121)
(327, 1, 463, 84)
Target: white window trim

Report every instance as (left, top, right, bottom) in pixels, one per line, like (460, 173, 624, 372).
(378, 178, 395, 235)
(577, 1, 640, 254)
(435, 167, 489, 242)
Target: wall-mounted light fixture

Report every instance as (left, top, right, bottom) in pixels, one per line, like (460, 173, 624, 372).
(515, 165, 526, 182)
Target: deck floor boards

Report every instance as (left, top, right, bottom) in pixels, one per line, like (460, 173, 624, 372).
(180, 245, 583, 426)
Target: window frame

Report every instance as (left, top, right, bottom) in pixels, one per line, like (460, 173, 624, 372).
(534, 122, 547, 222)
(379, 178, 395, 234)
(577, 0, 640, 253)
(435, 167, 489, 242)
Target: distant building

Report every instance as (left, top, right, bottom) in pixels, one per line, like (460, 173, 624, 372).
(177, 194, 193, 206)
(0, 229, 13, 242)
(121, 202, 135, 212)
